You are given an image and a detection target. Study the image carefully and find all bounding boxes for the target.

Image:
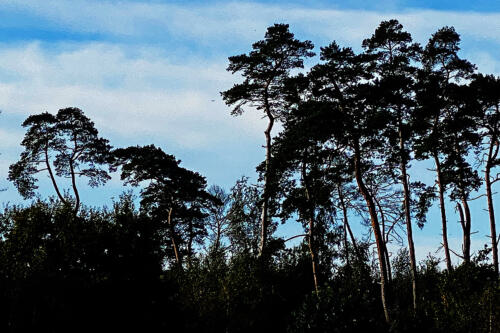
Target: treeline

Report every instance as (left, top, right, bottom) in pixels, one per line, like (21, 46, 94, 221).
(0, 19, 499, 332)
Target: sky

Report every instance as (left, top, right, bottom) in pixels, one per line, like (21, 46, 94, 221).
(0, 0, 499, 263)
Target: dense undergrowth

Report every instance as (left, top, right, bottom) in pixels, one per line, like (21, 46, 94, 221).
(0, 199, 498, 332)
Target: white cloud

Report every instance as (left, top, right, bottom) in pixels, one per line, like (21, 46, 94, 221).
(0, 3, 498, 154)
(0, 42, 268, 152)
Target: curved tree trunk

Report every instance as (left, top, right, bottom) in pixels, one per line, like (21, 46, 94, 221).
(44, 146, 67, 206)
(69, 137, 81, 213)
(69, 158, 80, 213)
(353, 141, 390, 323)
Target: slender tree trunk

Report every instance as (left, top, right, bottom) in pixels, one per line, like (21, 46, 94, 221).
(451, 140, 473, 264)
(69, 137, 81, 213)
(168, 208, 182, 269)
(215, 219, 222, 252)
(259, 109, 275, 258)
(44, 146, 67, 206)
(338, 185, 362, 261)
(375, 197, 392, 284)
(308, 217, 320, 294)
(343, 221, 350, 267)
(69, 158, 80, 213)
(187, 221, 193, 270)
(353, 141, 390, 323)
(457, 201, 471, 264)
(486, 136, 499, 277)
(384, 240, 392, 285)
(302, 162, 320, 294)
(434, 154, 452, 271)
(399, 126, 418, 314)
(463, 199, 472, 264)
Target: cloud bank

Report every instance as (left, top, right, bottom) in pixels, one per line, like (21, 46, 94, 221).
(0, 2, 498, 237)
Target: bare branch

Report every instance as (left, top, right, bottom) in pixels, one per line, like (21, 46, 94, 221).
(284, 234, 307, 243)
(449, 247, 465, 260)
(469, 193, 488, 201)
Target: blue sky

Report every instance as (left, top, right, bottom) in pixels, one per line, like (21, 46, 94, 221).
(0, 0, 499, 262)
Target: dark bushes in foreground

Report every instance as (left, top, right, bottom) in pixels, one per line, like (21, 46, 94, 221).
(0, 199, 498, 332)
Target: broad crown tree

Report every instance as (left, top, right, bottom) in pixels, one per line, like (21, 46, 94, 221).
(112, 145, 218, 268)
(8, 107, 112, 212)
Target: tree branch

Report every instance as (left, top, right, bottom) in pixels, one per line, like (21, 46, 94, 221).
(284, 234, 308, 243)
(449, 247, 465, 260)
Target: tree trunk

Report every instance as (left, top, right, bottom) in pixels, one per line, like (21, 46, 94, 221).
(69, 158, 80, 213)
(302, 162, 320, 294)
(70, 137, 81, 213)
(434, 154, 452, 271)
(375, 196, 392, 285)
(486, 136, 499, 277)
(168, 208, 182, 269)
(187, 220, 193, 270)
(399, 127, 418, 314)
(463, 199, 472, 264)
(215, 218, 222, 252)
(353, 141, 390, 323)
(308, 218, 320, 295)
(384, 241, 392, 285)
(259, 111, 275, 258)
(44, 146, 67, 206)
(343, 220, 350, 267)
(457, 201, 471, 264)
(338, 185, 363, 262)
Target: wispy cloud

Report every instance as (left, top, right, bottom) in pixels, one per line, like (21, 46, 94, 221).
(0, 3, 498, 150)
(0, 1, 499, 203)
(0, 42, 267, 151)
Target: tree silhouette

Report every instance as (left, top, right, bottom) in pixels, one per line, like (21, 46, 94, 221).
(305, 40, 392, 322)
(206, 185, 231, 254)
(470, 74, 500, 275)
(221, 23, 314, 257)
(271, 96, 339, 294)
(362, 19, 420, 313)
(8, 107, 112, 212)
(415, 26, 477, 267)
(112, 145, 217, 269)
(225, 177, 262, 256)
